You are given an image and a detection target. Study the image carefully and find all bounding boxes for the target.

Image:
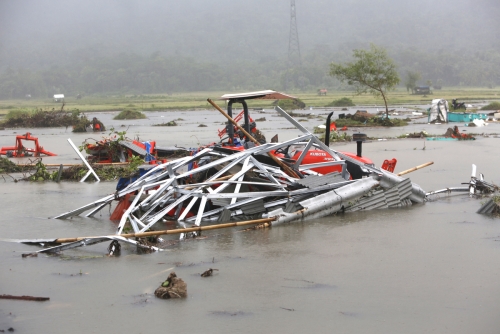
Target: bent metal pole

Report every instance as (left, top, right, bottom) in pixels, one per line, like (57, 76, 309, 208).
(207, 98, 299, 178)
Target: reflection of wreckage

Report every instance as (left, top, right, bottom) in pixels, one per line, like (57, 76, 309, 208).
(0, 132, 56, 157)
(18, 96, 431, 255)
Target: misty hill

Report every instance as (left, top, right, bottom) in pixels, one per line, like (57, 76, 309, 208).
(1, 0, 499, 98)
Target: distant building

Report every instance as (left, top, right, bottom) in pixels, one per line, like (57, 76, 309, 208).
(414, 86, 431, 95)
(53, 94, 65, 102)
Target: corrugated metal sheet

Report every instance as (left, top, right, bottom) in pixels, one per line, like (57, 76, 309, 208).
(347, 178, 414, 212)
(295, 172, 345, 189)
(347, 190, 388, 212)
(477, 198, 498, 214)
(211, 198, 231, 207)
(396, 178, 413, 200)
(217, 208, 232, 222)
(284, 200, 303, 213)
(241, 199, 265, 215)
(119, 141, 147, 156)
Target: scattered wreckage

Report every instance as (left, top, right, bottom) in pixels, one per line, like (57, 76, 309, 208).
(428, 98, 493, 124)
(14, 92, 429, 256)
(6, 90, 497, 257)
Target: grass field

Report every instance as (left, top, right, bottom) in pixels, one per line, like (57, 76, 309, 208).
(1, 87, 500, 117)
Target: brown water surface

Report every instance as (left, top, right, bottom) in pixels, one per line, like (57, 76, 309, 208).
(1, 108, 499, 333)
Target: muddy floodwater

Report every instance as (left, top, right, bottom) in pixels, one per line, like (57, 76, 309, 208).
(1, 107, 500, 333)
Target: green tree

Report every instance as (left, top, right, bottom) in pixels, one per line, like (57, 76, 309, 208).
(329, 44, 400, 118)
(404, 71, 421, 94)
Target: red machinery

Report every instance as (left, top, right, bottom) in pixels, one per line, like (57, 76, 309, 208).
(0, 132, 56, 157)
(217, 109, 256, 140)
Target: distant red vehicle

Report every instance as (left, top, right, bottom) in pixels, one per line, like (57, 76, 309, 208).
(0, 132, 56, 157)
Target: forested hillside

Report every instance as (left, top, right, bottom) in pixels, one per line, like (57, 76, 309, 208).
(1, 0, 499, 98)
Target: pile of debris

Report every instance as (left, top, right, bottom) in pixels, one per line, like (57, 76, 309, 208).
(19, 102, 426, 255)
(154, 272, 187, 299)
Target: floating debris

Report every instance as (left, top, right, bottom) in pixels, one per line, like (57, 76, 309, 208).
(0, 294, 49, 302)
(477, 196, 500, 216)
(153, 120, 178, 126)
(443, 125, 475, 140)
(201, 268, 218, 277)
(154, 272, 187, 299)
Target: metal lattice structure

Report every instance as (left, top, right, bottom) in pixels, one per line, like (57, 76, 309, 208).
(285, 0, 302, 90)
(288, 0, 301, 67)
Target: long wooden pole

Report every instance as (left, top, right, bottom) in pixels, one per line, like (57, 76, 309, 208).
(397, 161, 434, 176)
(51, 217, 277, 244)
(17, 162, 131, 167)
(207, 98, 299, 178)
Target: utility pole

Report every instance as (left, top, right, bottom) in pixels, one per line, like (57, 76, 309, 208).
(285, 0, 301, 90)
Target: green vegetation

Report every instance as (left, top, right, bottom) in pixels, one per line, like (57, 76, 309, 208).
(314, 129, 353, 142)
(27, 159, 56, 181)
(334, 117, 408, 127)
(404, 71, 421, 94)
(481, 102, 500, 110)
(113, 109, 147, 120)
(399, 131, 429, 138)
(330, 44, 400, 118)
(81, 128, 127, 163)
(0, 107, 86, 130)
(63, 155, 144, 181)
(0, 157, 22, 173)
(20, 155, 145, 182)
(1, 89, 499, 117)
(326, 97, 355, 107)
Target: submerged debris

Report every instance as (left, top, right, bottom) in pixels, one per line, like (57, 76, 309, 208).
(477, 196, 500, 216)
(153, 120, 178, 126)
(154, 272, 187, 299)
(444, 126, 475, 140)
(201, 268, 218, 277)
(0, 294, 49, 302)
(72, 116, 106, 132)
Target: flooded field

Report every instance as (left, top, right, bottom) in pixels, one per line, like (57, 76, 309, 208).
(1, 107, 500, 333)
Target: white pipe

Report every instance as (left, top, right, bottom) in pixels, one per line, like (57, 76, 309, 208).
(67, 138, 100, 182)
(264, 177, 379, 226)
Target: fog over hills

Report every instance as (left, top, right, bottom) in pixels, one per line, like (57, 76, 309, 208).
(1, 0, 499, 68)
(0, 0, 499, 97)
